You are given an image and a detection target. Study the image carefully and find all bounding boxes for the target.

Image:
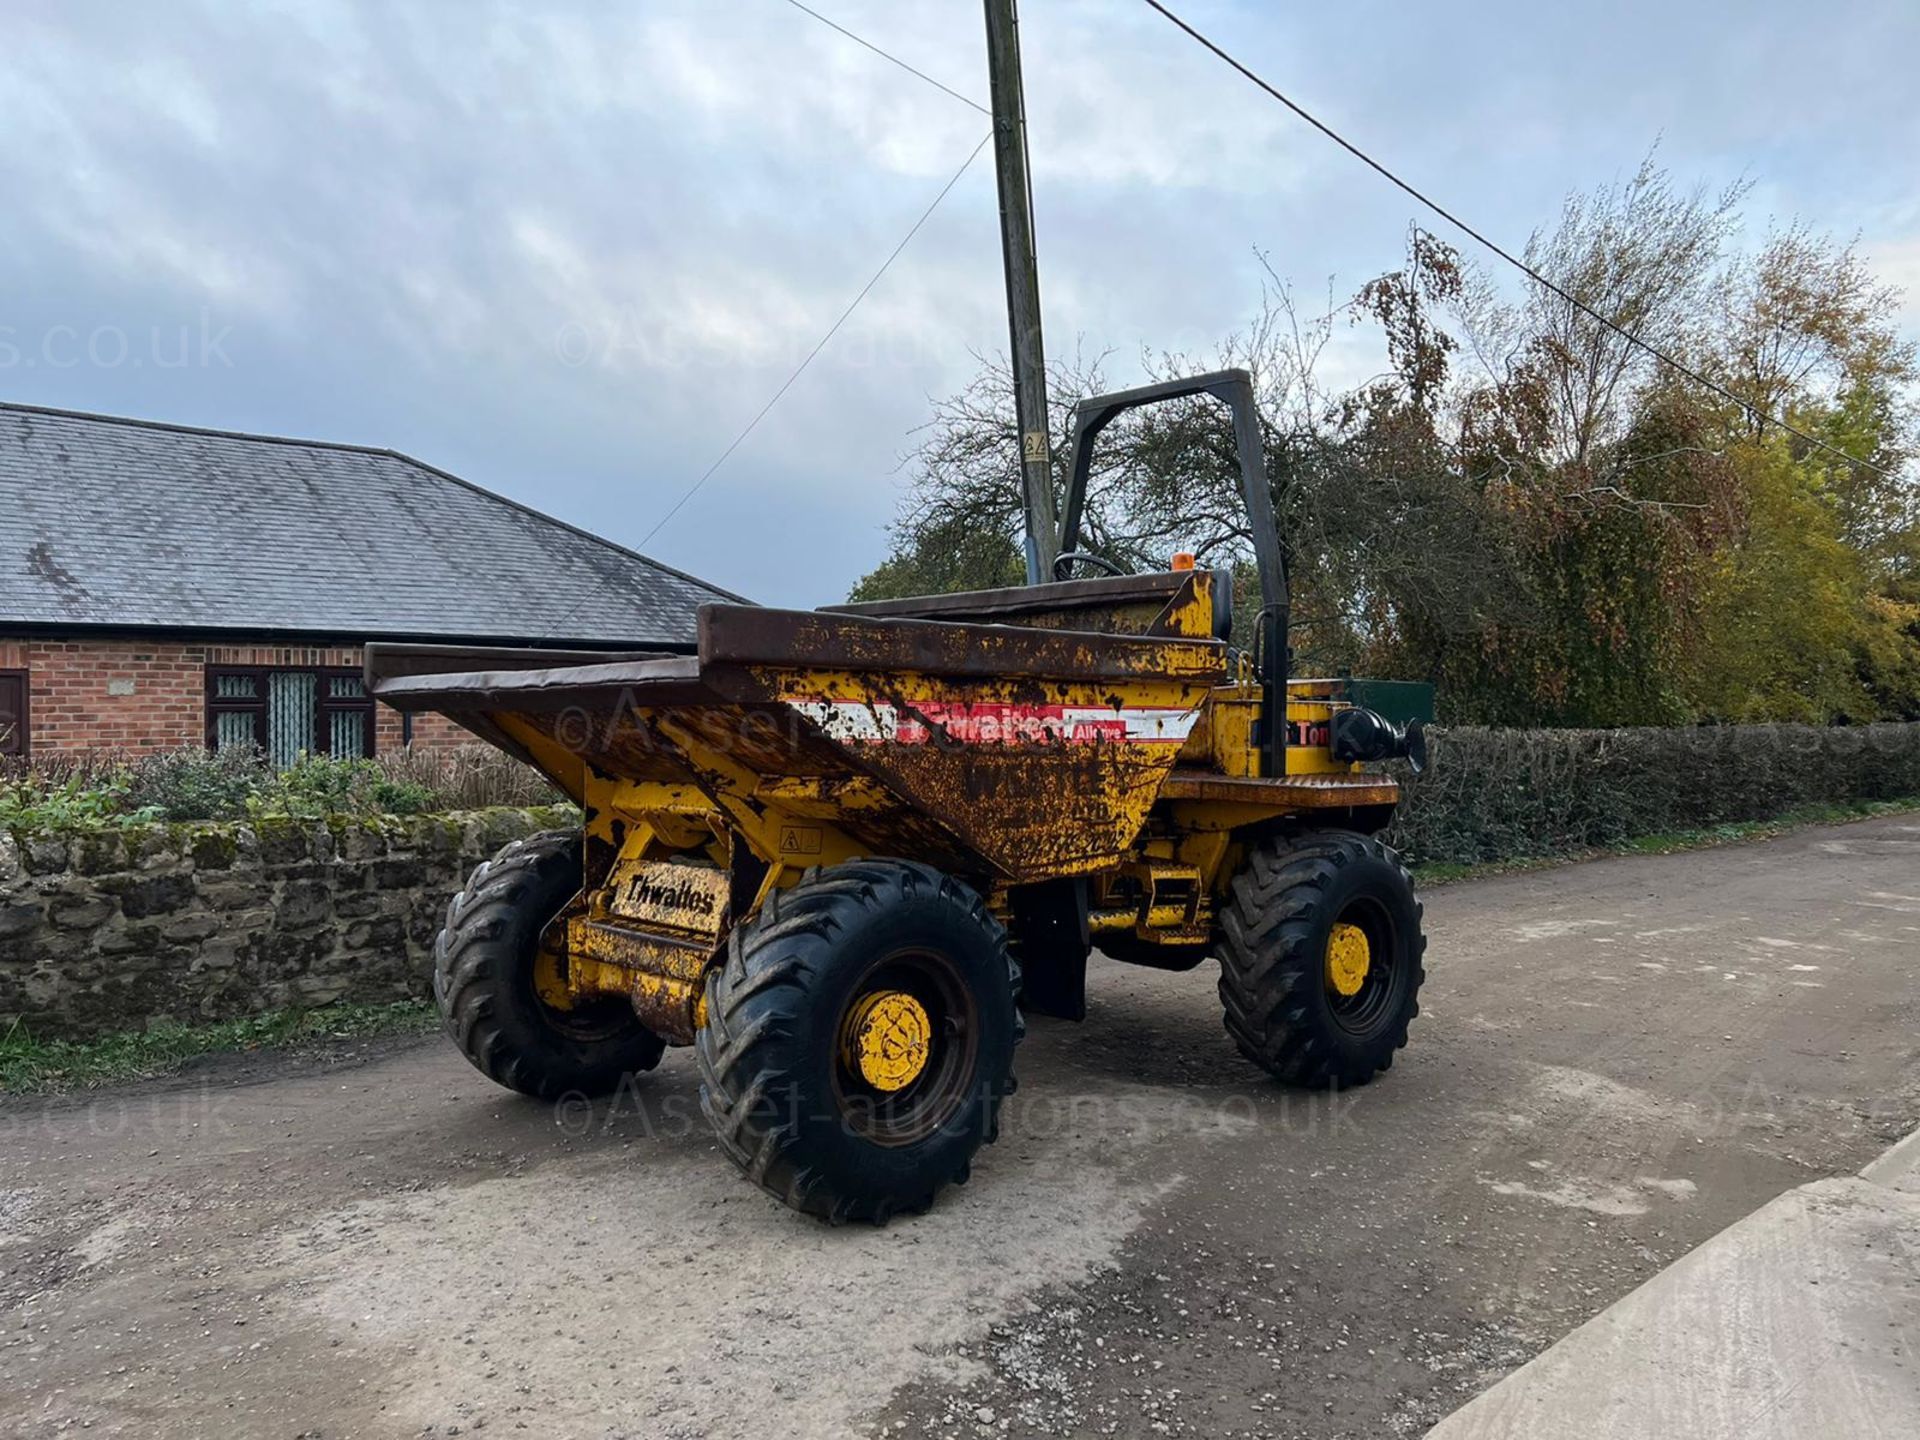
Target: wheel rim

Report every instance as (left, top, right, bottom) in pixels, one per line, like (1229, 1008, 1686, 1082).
(1323, 898, 1401, 1037)
(1325, 922, 1371, 997)
(842, 990, 936, 1091)
(832, 947, 978, 1146)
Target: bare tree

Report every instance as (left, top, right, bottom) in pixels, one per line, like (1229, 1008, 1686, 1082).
(856, 252, 1528, 672)
(851, 159, 1920, 725)
(1715, 224, 1919, 549)
(1455, 155, 1746, 474)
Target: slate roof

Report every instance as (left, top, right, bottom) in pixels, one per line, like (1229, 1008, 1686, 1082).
(0, 403, 743, 647)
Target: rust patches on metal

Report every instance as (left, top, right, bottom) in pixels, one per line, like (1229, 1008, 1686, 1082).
(699, 605, 1227, 684)
(375, 582, 1417, 1040)
(568, 916, 711, 1043)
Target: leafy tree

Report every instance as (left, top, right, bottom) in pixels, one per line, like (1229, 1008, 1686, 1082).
(1686, 438, 1881, 721)
(852, 159, 1920, 728)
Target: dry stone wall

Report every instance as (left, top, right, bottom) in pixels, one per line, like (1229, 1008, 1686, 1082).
(0, 807, 574, 1040)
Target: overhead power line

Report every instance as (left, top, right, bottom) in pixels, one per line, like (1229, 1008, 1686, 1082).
(1138, 0, 1884, 477)
(632, 131, 991, 554)
(537, 132, 989, 641)
(779, 0, 990, 115)
(538, 11, 990, 640)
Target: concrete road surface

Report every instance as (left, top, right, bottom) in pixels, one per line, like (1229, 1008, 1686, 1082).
(1426, 1127, 1920, 1440)
(5, 815, 1919, 1439)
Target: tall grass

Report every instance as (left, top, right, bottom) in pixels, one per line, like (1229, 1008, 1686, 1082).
(373, 744, 564, 809)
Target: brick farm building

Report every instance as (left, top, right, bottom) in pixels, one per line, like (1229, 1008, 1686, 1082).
(0, 403, 737, 761)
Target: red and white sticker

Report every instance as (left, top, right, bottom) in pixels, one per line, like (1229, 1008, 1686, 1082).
(787, 698, 1199, 747)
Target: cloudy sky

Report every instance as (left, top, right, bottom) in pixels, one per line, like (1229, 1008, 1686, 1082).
(5, 0, 1918, 608)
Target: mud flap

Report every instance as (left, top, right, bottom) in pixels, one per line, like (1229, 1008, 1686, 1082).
(1009, 878, 1089, 1021)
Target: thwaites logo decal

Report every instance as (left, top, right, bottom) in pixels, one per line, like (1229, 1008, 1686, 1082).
(609, 862, 727, 933)
(621, 872, 719, 918)
(786, 699, 1200, 747)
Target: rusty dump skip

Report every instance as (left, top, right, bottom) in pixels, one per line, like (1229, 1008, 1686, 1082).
(371, 579, 1407, 1046)
(371, 600, 1230, 885)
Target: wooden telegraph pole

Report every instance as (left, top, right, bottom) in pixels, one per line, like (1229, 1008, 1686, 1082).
(983, 0, 1059, 585)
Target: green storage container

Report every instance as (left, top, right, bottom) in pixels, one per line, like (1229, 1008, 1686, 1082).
(1344, 678, 1435, 727)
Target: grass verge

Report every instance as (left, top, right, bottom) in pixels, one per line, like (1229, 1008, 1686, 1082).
(1411, 794, 1920, 886)
(0, 999, 437, 1096)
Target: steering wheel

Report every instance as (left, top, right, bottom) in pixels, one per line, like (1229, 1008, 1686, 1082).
(1052, 551, 1130, 580)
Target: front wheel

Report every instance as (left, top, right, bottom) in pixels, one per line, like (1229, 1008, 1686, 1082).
(435, 831, 667, 1099)
(695, 860, 1021, 1223)
(1217, 830, 1425, 1087)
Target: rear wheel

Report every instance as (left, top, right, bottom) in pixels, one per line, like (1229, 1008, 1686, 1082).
(435, 831, 666, 1099)
(1217, 830, 1424, 1087)
(695, 860, 1021, 1223)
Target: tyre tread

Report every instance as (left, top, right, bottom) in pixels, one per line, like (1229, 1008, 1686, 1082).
(1216, 830, 1426, 1088)
(695, 859, 1019, 1224)
(436, 830, 665, 1100)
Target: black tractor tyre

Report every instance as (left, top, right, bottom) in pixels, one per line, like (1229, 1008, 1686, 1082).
(695, 859, 1022, 1224)
(435, 830, 667, 1100)
(1217, 830, 1425, 1088)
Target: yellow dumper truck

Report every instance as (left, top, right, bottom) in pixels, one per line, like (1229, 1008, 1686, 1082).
(370, 370, 1428, 1223)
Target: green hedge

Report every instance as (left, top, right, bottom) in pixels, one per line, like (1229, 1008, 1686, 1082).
(1384, 722, 1920, 866)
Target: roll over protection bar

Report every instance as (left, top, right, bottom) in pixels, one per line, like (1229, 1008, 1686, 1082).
(1052, 369, 1289, 779)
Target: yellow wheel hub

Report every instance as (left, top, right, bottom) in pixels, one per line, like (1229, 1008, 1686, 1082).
(532, 943, 574, 1011)
(1326, 922, 1372, 998)
(843, 990, 934, 1092)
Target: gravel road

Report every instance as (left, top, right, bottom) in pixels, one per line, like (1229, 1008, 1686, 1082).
(5, 816, 1919, 1439)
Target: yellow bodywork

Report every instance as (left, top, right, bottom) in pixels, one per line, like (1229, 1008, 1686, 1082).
(429, 575, 1400, 1044)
